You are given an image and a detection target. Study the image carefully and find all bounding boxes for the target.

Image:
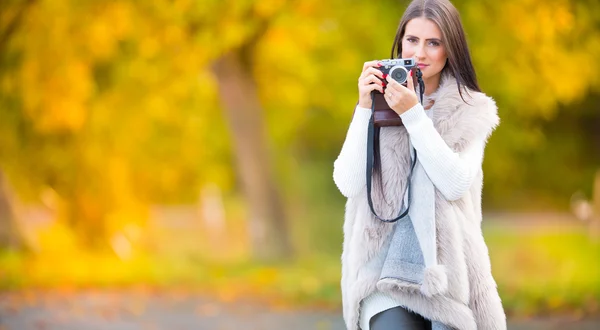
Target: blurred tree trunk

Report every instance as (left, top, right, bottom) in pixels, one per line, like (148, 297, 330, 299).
(213, 51, 293, 261)
(0, 170, 25, 250)
(66, 193, 108, 249)
(61, 149, 111, 250)
(0, 0, 36, 252)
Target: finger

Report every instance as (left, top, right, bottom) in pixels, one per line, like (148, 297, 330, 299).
(368, 83, 384, 94)
(364, 67, 384, 79)
(384, 85, 395, 98)
(385, 75, 403, 93)
(362, 74, 383, 86)
(360, 83, 384, 96)
(359, 67, 381, 80)
(384, 90, 395, 104)
(406, 69, 415, 92)
(362, 60, 382, 73)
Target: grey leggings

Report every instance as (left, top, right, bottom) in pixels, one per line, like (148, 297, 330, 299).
(369, 306, 432, 330)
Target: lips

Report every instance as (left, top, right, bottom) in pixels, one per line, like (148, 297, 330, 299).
(417, 63, 429, 69)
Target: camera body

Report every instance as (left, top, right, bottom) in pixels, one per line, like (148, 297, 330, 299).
(377, 58, 417, 85)
(371, 58, 417, 127)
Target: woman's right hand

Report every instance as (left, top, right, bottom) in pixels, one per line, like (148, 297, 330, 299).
(357, 60, 385, 109)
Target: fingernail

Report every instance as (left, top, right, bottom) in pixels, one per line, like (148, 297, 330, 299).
(377, 62, 382, 67)
(410, 70, 413, 77)
(382, 74, 388, 79)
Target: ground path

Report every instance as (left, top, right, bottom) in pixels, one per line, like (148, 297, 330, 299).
(1, 290, 598, 330)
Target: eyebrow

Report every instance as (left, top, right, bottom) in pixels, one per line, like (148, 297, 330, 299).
(405, 35, 442, 42)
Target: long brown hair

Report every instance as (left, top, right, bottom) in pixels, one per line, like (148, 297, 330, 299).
(391, 0, 481, 99)
(371, 0, 480, 210)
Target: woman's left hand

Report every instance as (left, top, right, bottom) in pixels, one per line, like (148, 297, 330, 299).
(384, 71, 419, 115)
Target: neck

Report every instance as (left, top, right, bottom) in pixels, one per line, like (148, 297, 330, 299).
(422, 73, 442, 96)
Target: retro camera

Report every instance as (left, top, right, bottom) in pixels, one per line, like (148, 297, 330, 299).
(371, 58, 419, 127)
(377, 58, 417, 85)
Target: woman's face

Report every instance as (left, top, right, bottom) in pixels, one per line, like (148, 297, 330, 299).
(401, 17, 448, 81)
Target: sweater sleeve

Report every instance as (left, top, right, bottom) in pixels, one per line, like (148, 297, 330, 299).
(400, 103, 486, 201)
(332, 105, 372, 198)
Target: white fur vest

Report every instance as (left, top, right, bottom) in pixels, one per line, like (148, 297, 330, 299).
(340, 75, 507, 330)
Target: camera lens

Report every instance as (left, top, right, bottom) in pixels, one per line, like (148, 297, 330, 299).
(389, 66, 408, 84)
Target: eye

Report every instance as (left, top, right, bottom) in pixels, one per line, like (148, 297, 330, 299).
(406, 37, 418, 43)
(428, 40, 441, 47)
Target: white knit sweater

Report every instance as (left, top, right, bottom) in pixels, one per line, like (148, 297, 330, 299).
(333, 103, 487, 329)
(333, 104, 486, 200)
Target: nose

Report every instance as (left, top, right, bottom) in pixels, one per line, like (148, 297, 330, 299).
(414, 44, 425, 60)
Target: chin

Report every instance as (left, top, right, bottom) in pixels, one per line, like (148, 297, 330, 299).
(421, 70, 442, 80)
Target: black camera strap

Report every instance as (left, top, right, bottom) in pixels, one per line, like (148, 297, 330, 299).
(366, 69, 425, 223)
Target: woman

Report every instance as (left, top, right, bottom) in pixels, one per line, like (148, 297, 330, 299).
(333, 0, 507, 329)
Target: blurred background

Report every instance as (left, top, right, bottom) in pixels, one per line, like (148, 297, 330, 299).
(0, 0, 599, 329)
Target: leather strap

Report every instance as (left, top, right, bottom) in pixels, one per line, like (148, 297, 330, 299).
(366, 70, 425, 223)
